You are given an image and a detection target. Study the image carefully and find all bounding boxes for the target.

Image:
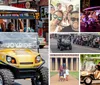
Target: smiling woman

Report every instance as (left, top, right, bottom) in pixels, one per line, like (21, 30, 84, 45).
(50, 10, 63, 32)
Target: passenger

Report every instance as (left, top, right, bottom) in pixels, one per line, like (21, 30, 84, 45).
(6, 19, 24, 32)
(0, 19, 6, 32)
(95, 62, 100, 79)
(50, 10, 63, 32)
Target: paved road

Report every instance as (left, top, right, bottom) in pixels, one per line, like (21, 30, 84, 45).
(14, 46, 48, 85)
(50, 38, 100, 53)
(51, 74, 78, 85)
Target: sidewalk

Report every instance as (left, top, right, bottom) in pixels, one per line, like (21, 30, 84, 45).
(50, 74, 79, 85)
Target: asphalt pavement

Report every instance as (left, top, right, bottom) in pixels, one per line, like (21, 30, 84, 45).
(50, 38, 100, 53)
(14, 46, 48, 85)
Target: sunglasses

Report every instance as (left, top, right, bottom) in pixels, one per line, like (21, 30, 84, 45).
(53, 14, 63, 21)
(71, 18, 79, 21)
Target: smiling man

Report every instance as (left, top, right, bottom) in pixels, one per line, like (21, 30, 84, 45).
(61, 11, 79, 32)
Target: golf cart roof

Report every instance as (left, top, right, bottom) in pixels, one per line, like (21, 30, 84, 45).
(0, 5, 37, 19)
(0, 5, 37, 13)
(83, 6, 100, 11)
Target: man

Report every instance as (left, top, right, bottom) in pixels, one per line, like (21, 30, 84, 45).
(95, 62, 100, 79)
(61, 11, 79, 32)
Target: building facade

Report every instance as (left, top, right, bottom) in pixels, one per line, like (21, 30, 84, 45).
(50, 54, 79, 72)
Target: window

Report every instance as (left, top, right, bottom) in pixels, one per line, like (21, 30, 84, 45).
(40, 6, 48, 19)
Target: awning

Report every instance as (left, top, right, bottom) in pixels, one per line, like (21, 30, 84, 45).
(0, 5, 37, 14)
(84, 6, 100, 11)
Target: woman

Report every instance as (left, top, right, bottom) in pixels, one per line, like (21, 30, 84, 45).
(50, 10, 63, 32)
(62, 5, 73, 27)
(59, 65, 64, 81)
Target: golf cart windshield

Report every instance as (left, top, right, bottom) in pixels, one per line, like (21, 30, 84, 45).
(0, 32, 38, 49)
(84, 60, 96, 71)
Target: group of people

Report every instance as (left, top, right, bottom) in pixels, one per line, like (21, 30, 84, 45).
(50, 2, 79, 32)
(81, 10, 100, 31)
(0, 19, 35, 32)
(73, 34, 100, 48)
(59, 65, 69, 81)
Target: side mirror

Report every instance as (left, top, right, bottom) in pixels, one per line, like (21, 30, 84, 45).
(37, 41, 40, 53)
(0, 41, 2, 44)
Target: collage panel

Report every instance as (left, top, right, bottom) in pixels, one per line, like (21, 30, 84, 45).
(0, 0, 49, 85)
(80, 54, 100, 85)
(81, 0, 100, 32)
(50, 54, 79, 85)
(50, 0, 79, 32)
(50, 33, 100, 53)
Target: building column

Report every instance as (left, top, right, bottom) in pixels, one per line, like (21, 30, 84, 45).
(50, 58, 52, 71)
(55, 58, 58, 71)
(71, 58, 73, 71)
(76, 58, 79, 71)
(60, 58, 63, 66)
(66, 58, 68, 68)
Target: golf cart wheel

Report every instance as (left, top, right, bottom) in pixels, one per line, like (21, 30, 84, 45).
(39, 45, 44, 49)
(69, 45, 72, 50)
(57, 45, 60, 49)
(60, 46, 63, 51)
(0, 69, 14, 85)
(84, 77, 92, 85)
(31, 67, 48, 85)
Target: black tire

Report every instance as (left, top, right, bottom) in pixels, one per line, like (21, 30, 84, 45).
(57, 45, 60, 49)
(39, 45, 44, 49)
(69, 45, 72, 50)
(0, 69, 14, 85)
(84, 77, 92, 85)
(60, 46, 63, 51)
(31, 67, 48, 85)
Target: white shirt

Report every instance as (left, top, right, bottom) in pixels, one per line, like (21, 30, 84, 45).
(66, 69, 69, 75)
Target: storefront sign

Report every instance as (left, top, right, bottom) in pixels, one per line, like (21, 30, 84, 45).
(12, 3, 25, 8)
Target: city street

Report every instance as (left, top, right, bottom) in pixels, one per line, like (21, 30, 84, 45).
(50, 38, 100, 53)
(14, 46, 48, 85)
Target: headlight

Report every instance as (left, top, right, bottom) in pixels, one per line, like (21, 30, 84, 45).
(35, 55, 41, 63)
(6, 56, 11, 62)
(6, 55, 16, 64)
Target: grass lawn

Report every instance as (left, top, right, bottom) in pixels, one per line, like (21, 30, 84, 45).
(69, 72, 79, 80)
(50, 72, 58, 77)
(50, 71, 79, 80)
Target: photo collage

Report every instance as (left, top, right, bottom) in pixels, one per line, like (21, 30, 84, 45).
(0, 0, 99, 85)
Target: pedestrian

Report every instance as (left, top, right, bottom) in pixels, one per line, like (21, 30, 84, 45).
(59, 65, 64, 81)
(65, 67, 69, 81)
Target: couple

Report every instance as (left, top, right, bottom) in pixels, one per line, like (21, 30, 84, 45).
(59, 66, 69, 81)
